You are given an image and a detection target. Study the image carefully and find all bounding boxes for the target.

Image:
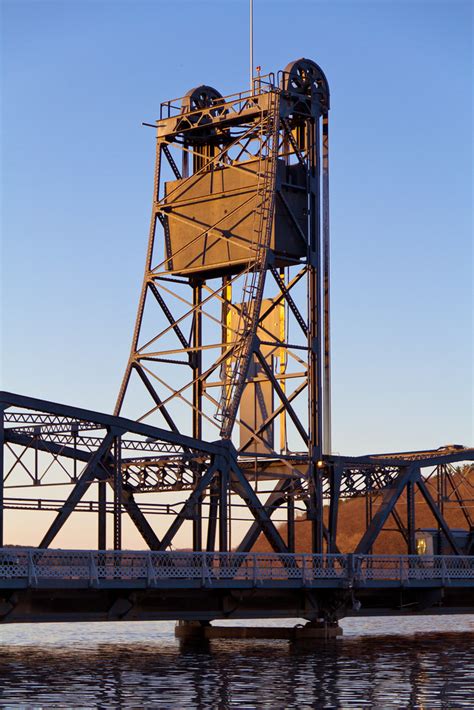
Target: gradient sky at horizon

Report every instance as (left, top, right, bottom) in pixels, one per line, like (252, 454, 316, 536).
(1, 0, 472, 547)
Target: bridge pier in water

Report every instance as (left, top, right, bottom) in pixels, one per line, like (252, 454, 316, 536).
(175, 619, 342, 642)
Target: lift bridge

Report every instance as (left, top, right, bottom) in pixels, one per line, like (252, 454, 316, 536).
(1, 59, 473, 626)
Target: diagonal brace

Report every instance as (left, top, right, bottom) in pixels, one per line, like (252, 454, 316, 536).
(6, 429, 161, 550)
(239, 380, 308, 453)
(4, 430, 90, 464)
(236, 478, 294, 552)
(230, 459, 288, 554)
(119, 488, 161, 550)
(158, 457, 223, 550)
(133, 364, 184, 439)
(355, 464, 418, 554)
(417, 478, 462, 555)
(39, 432, 114, 548)
(148, 281, 190, 353)
(254, 347, 309, 446)
(270, 265, 308, 336)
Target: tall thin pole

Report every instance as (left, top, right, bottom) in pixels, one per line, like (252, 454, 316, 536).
(113, 436, 122, 551)
(0, 408, 4, 547)
(192, 281, 203, 551)
(98, 480, 106, 550)
(322, 115, 332, 455)
(250, 0, 253, 92)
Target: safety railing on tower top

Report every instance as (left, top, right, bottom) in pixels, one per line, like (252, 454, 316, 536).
(1, 549, 473, 587)
(159, 73, 276, 120)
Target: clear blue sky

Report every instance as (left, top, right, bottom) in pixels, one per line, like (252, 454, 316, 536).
(1, 0, 472, 456)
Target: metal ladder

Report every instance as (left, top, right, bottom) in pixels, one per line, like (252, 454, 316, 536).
(217, 89, 281, 439)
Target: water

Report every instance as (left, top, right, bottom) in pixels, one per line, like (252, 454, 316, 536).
(1, 617, 474, 708)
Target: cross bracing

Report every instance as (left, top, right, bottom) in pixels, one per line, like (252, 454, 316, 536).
(1, 59, 472, 574)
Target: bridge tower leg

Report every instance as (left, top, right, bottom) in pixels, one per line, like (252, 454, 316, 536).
(112, 59, 332, 555)
(0, 406, 4, 547)
(98, 480, 106, 550)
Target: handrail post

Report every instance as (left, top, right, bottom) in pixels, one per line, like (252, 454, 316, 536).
(27, 550, 36, 587)
(201, 552, 208, 587)
(347, 553, 354, 586)
(29, 550, 33, 586)
(147, 552, 155, 588)
(89, 551, 98, 587)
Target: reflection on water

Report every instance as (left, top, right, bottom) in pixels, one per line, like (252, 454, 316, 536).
(1, 617, 473, 708)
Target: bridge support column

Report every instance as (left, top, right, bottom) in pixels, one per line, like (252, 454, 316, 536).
(174, 620, 342, 641)
(175, 620, 209, 641)
(294, 620, 342, 640)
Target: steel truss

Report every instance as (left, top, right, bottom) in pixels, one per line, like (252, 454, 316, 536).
(110, 59, 336, 552)
(2, 392, 473, 556)
(2, 59, 472, 559)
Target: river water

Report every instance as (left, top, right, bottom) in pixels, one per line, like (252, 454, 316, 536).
(1, 616, 473, 708)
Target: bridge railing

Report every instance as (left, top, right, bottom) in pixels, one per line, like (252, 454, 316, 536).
(0, 549, 473, 586)
(355, 554, 474, 581)
(0, 549, 349, 584)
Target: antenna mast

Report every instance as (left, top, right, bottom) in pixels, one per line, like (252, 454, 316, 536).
(250, 0, 253, 91)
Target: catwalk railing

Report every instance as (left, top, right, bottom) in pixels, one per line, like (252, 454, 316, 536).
(1, 549, 473, 588)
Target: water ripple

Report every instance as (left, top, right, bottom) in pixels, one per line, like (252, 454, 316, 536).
(0, 618, 473, 707)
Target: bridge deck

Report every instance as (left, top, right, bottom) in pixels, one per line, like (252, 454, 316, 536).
(1, 549, 473, 623)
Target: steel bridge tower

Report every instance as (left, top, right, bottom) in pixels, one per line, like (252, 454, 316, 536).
(115, 59, 331, 553)
(1, 59, 472, 565)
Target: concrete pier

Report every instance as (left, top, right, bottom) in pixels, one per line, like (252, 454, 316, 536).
(175, 620, 342, 642)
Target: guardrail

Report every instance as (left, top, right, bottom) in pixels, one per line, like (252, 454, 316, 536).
(1, 549, 473, 587)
